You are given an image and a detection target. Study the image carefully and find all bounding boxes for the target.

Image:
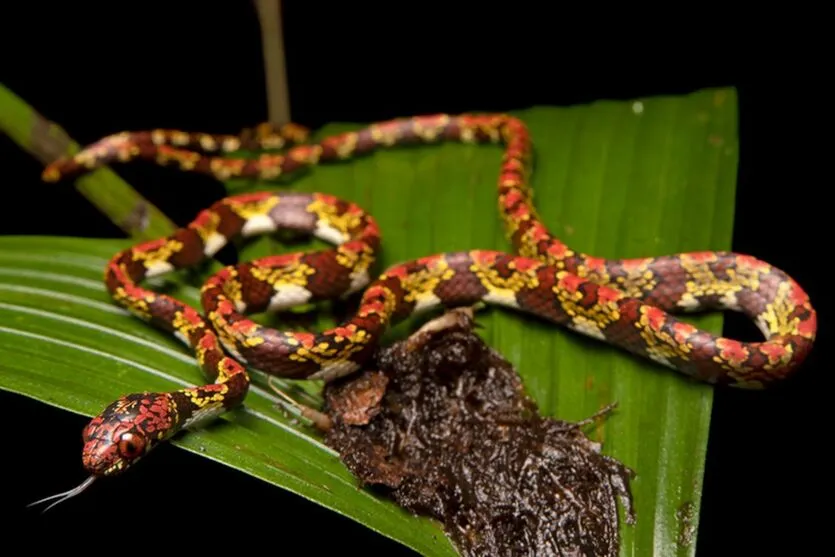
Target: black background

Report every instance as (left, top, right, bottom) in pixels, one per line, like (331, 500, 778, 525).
(1, 3, 828, 555)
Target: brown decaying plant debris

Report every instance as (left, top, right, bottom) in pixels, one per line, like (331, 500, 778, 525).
(321, 308, 636, 556)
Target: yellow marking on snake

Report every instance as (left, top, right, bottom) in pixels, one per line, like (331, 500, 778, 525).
(111, 286, 152, 320)
(249, 260, 316, 288)
(210, 158, 246, 180)
(132, 239, 183, 276)
(471, 259, 539, 306)
(191, 211, 221, 244)
(554, 271, 621, 328)
(226, 195, 280, 220)
(307, 198, 364, 237)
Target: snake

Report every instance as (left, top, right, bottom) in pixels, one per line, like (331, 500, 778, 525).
(31, 113, 817, 510)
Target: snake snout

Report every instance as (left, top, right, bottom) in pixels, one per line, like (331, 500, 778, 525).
(81, 435, 122, 476)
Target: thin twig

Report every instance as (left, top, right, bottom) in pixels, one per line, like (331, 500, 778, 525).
(253, 0, 291, 125)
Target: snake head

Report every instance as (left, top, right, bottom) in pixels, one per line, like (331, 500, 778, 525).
(82, 392, 177, 476)
(27, 392, 180, 513)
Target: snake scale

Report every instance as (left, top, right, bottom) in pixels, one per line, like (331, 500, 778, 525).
(32, 113, 817, 507)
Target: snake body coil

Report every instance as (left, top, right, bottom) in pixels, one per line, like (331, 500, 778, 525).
(39, 113, 816, 484)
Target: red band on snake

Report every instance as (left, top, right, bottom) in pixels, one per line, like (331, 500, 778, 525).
(36, 114, 816, 497)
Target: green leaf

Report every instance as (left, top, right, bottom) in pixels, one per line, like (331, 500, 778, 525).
(0, 88, 738, 556)
(0, 82, 176, 239)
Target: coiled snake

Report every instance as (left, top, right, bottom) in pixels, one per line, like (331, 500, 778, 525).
(31, 113, 817, 509)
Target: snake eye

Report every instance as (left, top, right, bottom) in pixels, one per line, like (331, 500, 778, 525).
(117, 432, 145, 458)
